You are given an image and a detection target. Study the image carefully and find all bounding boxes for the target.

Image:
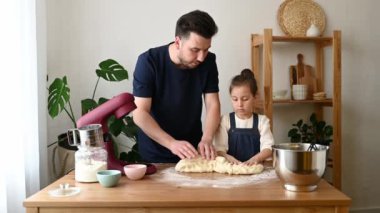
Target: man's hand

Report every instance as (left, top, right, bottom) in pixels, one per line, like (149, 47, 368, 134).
(198, 140, 216, 160)
(200, 92, 220, 160)
(169, 140, 198, 160)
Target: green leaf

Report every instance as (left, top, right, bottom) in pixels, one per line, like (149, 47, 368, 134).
(310, 113, 317, 124)
(316, 121, 326, 131)
(98, 97, 109, 105)
(81, 97, 110, 115)
(125, 143, 142, 162)
(122, 116, 138, 139)
(48, 76, 70, 118)
(108, 116, 124, 136)
(288, 113, 333, 146)
(290, 134, 301, 142)
(296, 119, 303, 128)
(301, 123, 309, 132)
(301, 135, 310, 143)
(119, 143, 141, 163)
(308, 134, 316, 143)
(96, 59, 128, 82)
(81, 98, 98, 115)
(325, 125, 333, 136)
(119, 152, 128, 161)
(288, 128, 299, 137)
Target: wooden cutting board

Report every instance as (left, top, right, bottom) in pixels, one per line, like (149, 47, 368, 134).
(289, 53, 317, 99)
(299, 66, 317, 99)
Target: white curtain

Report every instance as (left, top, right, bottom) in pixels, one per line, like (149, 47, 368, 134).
(0, 0, 41, 212)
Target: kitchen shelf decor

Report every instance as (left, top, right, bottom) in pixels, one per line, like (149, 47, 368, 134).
(251, 28, 342, 189)
(277, 0, 326, 36)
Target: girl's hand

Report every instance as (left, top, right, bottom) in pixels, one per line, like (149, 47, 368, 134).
(224, 154, 241, 165)
(170, 140, 198, 159)
(244, 157, 259, 166)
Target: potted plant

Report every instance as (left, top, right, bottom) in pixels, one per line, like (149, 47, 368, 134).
(48, 59, 140, 178)
(272, 113, 333, 192)
(287, 113, 333, 150)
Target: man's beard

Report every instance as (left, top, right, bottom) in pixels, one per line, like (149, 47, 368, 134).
(177, 54, 200, 69)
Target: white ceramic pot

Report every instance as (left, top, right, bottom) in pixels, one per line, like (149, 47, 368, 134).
(292, 84, 308, 100)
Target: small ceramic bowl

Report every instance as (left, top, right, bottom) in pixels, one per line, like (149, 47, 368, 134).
(273, 89, 288, 100)
(96, 170, 121, 187)
(124, 164, 147, 180)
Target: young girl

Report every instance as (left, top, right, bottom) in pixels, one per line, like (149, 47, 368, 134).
(214, 69, 274, 165)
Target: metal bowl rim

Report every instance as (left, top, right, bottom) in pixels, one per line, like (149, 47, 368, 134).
(272, 143, 329, 152)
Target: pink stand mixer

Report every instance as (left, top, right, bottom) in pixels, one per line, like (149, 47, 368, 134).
(76, 92, 157, 175)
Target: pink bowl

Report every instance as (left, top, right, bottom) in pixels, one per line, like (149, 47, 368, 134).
(123, 164, 147, 180)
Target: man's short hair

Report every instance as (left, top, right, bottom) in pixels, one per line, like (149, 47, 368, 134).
(175, 10, 218, 39)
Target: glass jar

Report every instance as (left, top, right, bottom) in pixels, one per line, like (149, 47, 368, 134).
(74, 146, 107, 182)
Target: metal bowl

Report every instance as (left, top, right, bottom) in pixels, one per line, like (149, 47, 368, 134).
(272, 143, 329, 192)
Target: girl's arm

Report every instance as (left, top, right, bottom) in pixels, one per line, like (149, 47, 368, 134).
(244, 115, 274, 165)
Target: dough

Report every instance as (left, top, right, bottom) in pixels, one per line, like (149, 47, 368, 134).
(175, 156, 264, 175)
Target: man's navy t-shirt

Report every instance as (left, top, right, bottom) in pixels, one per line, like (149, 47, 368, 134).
(133, 43, 219, 163)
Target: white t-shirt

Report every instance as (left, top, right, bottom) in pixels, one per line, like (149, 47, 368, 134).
(213, 113, 274, 152)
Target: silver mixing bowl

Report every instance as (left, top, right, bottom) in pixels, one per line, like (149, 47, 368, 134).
(272, 143, 329, 192)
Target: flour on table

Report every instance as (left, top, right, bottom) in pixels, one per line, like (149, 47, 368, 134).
(153, 166, 276, 188)
(155, 156, 275, 188)
(175, 156, 264, 175)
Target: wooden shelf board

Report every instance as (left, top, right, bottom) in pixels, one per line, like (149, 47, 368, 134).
(273, 98, 332, 105)
(251, 34, 332, 46)
(272, 36, 332, 43)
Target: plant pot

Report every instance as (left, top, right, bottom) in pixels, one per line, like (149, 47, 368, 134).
(272, 143, 329, 192)
(52, 133, 77, 179)
(57, 132, 78, 151)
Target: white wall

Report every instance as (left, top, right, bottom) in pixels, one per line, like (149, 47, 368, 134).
(44, 0, 380, 211)
(36, 0, 49, 189)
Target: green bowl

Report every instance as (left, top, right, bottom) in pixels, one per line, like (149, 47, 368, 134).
(96, 170, 121, 187)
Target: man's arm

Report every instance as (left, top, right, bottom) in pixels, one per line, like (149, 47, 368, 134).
(132, 97, 198, 159)
(198, 92, 221, 160)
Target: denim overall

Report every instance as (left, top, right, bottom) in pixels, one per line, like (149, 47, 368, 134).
(227, 112, 261, 162)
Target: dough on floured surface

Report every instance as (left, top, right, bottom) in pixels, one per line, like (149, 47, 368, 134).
(175, 156, 264, 175)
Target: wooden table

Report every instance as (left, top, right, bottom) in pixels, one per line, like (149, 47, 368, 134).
(24, 164, 351, 213)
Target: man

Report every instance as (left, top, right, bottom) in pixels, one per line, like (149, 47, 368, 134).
(133, 10, 220, 163)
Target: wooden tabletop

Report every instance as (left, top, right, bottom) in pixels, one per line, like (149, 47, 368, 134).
(24, 164, 351, 209)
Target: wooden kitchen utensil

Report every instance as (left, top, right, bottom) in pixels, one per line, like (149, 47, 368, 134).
(299, 68, 317, 99)
(289, 54, 317, 99)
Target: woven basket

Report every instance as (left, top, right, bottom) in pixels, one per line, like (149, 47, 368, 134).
(277, 0, 326, 36)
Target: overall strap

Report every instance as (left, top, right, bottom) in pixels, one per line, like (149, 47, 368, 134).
(229, 112, 236, 129)
(253, 113, 258, 128)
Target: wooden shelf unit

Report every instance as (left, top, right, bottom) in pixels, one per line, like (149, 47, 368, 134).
(251, 29, 342, 189)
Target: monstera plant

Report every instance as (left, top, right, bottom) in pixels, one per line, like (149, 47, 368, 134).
(47, 59, 140, 162)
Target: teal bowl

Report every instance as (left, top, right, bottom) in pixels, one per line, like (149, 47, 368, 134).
(96, 170, 121, 187)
